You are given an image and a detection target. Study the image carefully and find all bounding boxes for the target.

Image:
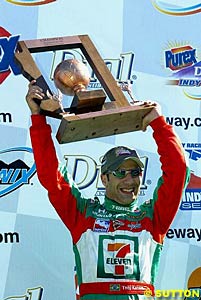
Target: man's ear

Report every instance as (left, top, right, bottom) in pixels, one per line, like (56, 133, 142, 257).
(101, 174, 107, 187)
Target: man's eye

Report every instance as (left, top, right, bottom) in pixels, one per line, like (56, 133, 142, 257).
(119, 170, 126, 175)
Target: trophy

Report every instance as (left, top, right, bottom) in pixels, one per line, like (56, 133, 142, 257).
(14, 34, 154, 143)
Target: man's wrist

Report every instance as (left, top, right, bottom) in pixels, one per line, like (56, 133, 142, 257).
(31, 114, 46, 125)
(31, 112, 40, 115)
(149, 115, 166, 129)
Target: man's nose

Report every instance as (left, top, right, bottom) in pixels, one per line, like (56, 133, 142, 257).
(124, 172, 135, 181)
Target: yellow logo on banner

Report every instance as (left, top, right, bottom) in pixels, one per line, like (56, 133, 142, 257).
(5, 0, 56, 6)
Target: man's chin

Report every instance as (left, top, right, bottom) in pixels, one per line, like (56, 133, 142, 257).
(118, 198, 135, 206)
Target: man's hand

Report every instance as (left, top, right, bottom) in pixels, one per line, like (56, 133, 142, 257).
(26, 80, 45, 115)
(141, 102, 162, 132)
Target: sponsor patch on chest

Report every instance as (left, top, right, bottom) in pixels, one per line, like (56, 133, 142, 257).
(93, 219, 110, 232)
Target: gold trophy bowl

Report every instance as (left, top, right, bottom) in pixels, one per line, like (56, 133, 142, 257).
(53, 58, 106, 114)
(53, 59, 91, 95)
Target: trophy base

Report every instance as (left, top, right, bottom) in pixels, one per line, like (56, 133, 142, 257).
(56, 103, 153, 143)
(70, 89, 106, 114)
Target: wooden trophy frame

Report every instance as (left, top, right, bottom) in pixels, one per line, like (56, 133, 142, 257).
(15, 34, 153, 143)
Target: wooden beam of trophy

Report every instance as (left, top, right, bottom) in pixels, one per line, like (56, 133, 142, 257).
(14, 34, 154, 143)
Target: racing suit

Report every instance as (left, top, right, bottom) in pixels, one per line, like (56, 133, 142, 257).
(29, 115, 190, 300)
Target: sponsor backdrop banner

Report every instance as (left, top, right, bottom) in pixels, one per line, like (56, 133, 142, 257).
(0, 0, 201, 299)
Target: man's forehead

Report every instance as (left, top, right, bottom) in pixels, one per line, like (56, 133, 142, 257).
(117, 159, 138, 169)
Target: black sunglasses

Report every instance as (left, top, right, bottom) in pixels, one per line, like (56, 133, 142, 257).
(109, 167, 142, 179)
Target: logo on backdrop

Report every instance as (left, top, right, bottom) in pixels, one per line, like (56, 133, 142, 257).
(166, 227, 201, 242)
(0, 26, 137, 99)
(0, 27, 21, 84)
(0, 147, 36, 197)
(180, 143, 201, 210)
(50, 49, 137, 94)
(163, 42, 201, 100)
(2, 287, 43, 300)
(4, 0, 56, 5)
(165, 116, 201, 131)
(151, 0, 201, 16)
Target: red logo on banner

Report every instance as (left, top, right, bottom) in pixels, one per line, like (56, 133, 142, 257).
(5, 0, 56, 5)
(0, 27, 11, 84)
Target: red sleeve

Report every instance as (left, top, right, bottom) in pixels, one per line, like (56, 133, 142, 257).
(29, 115, 87, 238)
(150, 116, 189, 242)
(30, 115, 59, 192)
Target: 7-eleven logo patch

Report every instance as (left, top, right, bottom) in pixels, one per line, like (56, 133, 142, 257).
(97, 235, 139, 279)
(107, 243, 131, 275)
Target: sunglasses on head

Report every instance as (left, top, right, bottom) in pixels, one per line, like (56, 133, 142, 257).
(109, 167, 142, 179)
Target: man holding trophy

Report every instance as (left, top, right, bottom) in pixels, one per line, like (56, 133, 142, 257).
(25, 62, 190, 299)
